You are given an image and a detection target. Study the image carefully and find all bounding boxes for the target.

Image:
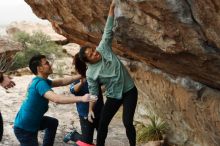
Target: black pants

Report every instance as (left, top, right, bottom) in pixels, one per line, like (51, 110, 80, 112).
(71, 115, 100, 144)
(14, 116, 59, 146)
(39, 116, 59, 146)
(80, 115, 99, 144)
(0, 112, 3, 141)
(96, 86, 138, 146)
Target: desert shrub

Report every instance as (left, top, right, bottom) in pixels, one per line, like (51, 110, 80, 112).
(10, 31, 64, 70)
(137, 115, 168, 143)
(54, 61, 66, 77)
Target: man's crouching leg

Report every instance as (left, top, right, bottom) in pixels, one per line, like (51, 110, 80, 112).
(40, 116, 59, 146)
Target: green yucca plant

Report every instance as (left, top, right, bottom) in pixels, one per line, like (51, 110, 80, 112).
(137, 115, 168, 143)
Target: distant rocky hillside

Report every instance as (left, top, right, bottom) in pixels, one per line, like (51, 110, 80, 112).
(6, 21, 66, 41)
(5, 21, 81, 55)
(0, 37, 22, 64)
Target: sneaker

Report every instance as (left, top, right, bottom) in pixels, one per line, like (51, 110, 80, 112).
(63, 129, 77, 143)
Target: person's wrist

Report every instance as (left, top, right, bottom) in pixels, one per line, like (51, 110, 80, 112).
(110, 5, 115, 9)
(78, 96, 82, 102)
(79, 96, 85, 102)
(72, 95, 81, 102)
(79, 81, 83, 86)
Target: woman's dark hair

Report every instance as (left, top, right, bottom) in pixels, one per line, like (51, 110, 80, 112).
(29, 54, 46, 75)
(74, 53, 87, 77)
(79, 46, 90, 62)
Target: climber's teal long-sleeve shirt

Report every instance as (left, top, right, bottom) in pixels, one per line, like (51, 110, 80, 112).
(86, 16, 134, 99)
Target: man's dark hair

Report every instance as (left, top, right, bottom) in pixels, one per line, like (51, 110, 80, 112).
(79, 46, 90, 63)
(29, 54, 46, 75)
(74, 53, 87, 77)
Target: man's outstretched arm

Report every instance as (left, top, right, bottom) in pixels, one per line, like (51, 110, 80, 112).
(52, 74, 81, 87)
(44, 91, 91, 104)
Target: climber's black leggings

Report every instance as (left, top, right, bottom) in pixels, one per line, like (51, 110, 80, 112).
(96, 86, 138, 146)
(0, 112, 3, 141)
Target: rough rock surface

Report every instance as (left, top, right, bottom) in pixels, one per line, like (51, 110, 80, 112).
(126, 59, 220, 146)
(0, 37, 22, 66)
(24, 0, 220, 89)
(24, 0, 220, 145)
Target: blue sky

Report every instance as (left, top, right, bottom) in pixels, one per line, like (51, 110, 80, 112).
(0, 0, 48, 25)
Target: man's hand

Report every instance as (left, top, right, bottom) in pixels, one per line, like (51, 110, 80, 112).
(0, 75, 15, 89)
(80, 94, 98, 102)
(80, 94, 90, 102)
(88, 110, 95, 123)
